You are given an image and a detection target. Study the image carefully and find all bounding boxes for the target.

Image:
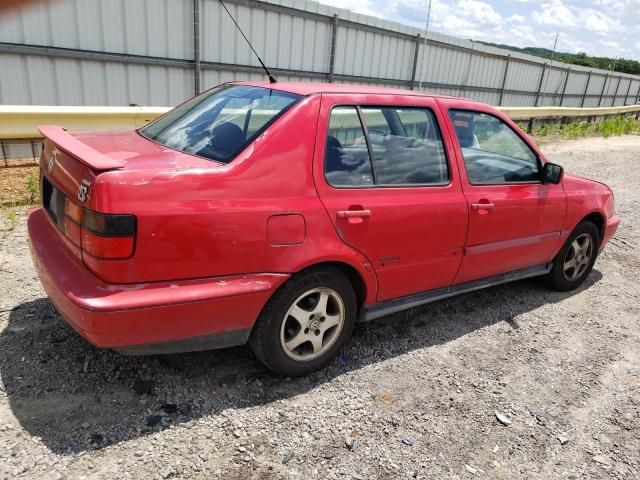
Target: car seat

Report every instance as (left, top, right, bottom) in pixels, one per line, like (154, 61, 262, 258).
(325, 135, 344, 172)
(450, 112, 476, 148)
(200, 122, 245, 159)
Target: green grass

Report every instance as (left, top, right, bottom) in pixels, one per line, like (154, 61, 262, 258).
(532, 115, 640, 139)
(7, 210, 17, 223)
(5, 210, 18, 231)
(26, 172, 39, 204)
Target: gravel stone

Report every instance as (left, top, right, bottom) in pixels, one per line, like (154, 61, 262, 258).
(465, 464, 479, 474)
(344, 437, 354, 450)
(495, 411, 512, 426)
(132, 380, 155, 395)
(146, 415, 162, 427)
(593, 454, 612, 465)
(160, 403, 178, 414)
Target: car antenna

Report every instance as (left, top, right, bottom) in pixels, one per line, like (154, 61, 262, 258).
(219, 0, 277, 83)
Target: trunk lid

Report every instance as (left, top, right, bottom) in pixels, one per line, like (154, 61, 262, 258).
(39, 125, 126, 170)
(40, 125, 222, 207)
(38, 125, 222, 265)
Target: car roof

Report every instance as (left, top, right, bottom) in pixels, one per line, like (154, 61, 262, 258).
(230, 81, 463, 100)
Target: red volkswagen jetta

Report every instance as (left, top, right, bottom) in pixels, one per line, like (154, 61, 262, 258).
(28, 82, 619, 376)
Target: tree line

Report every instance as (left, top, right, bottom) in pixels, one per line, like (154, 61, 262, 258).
(477, 42, 640, 76)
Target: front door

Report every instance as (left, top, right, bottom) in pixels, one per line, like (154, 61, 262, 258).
(313, 94, 468, 301)
(441, 104, 567, 284)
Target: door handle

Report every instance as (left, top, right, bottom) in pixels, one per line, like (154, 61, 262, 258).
(337, 209, 371, 219)
(470, 202, 495, 211)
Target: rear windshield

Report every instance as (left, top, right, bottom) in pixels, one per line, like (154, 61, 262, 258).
(140, 85, 303, 163)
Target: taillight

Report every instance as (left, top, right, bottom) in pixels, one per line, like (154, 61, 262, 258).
(62, 198, 83, 246)
(45, 181, 136, 260)
(81, 210, 136, 260)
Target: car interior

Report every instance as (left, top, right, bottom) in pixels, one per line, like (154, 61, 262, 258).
(325, 106, 449, 187)
(449, 110, 541, 184)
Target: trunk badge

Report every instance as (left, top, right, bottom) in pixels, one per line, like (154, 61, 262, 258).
(47, 148, 59, 174)
(78, 179, 91, 202)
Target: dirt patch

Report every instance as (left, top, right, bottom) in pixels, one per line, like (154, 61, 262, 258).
(0, 163, 39, 207)
(0, 136, 639, 479)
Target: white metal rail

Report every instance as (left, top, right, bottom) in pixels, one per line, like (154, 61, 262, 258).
(0, 106, 170, 140)
(1, 104, 639, 141)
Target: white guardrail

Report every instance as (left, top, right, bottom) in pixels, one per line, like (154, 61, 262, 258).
(500, 104, 640, 121)
(0, 106, 170, 140)
(0, 104, 639, 140)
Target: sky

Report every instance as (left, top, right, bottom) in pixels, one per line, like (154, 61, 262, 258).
(316, 0, 640, 61)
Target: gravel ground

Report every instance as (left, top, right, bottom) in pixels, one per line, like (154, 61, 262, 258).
(1, 135, 639, 480)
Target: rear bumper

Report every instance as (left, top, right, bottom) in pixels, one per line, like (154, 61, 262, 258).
(600, 214, 620, 251)
(28, 208, 289, 353)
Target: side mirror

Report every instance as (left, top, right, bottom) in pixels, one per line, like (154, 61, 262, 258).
(542, 162, 563, 184)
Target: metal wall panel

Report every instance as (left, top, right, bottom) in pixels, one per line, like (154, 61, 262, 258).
(0, 0, 193, 59)
(0, 54, 191, 106)
(565, 71, 586, 95)
(200, 1, 331, 72)
(540, 67, 566, 105)
(506, 61, 542, 94)
(621, 79, 634, 105)
(334, 25, 412, 79)
(201, 68, 322, 87)
(581, 73, 601, 107)
(0, 0, 638, 109)
(613, 78, 631, 106)
(501, 93, 536, 107)
(629, 80, 640, 104)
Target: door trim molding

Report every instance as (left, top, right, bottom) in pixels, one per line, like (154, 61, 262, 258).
(363, 263, 552, 321)
(464, 231, 562, 256)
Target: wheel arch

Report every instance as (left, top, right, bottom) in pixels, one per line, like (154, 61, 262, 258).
(252, 259, 373, 327)
(294, 261, 369, 314)
(580, 211, 606, 243)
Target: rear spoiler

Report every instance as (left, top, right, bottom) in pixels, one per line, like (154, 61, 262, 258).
(38, 125, 125, 170)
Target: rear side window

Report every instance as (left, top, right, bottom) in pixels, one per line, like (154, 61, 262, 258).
(325, 106, 375, 187)
(140, 85, 302, 163)
(448, 110, 540, 184)
(324, 105, 449, 187)
(361, 107, 448, 185)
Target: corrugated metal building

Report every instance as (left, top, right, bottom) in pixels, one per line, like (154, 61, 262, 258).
(0, 0, 639, 109)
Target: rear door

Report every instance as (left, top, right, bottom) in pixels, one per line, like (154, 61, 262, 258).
(313, 93, 468, 301)
(439, 101, 567, 284)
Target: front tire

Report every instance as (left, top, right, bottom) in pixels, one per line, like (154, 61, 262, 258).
(249, 267, 357, 376)
(545, 221, 600, 291)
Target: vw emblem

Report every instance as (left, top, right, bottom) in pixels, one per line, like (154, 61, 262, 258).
(78, 179, 91, 202)
(47, 149, 58, 174)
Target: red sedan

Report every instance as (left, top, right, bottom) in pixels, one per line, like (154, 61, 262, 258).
(28, 82, 619, 376)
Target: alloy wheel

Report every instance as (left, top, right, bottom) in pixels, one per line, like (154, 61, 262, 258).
(563, 233, 593, 281)
(280, 287, 345, 362)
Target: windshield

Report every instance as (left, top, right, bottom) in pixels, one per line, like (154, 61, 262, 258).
(140, 85, 303, 163)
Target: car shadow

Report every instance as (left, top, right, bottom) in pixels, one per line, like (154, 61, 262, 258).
(0, 270, 602, 454)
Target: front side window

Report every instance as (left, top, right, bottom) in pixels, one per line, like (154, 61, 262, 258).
(448, 110, 540, 184)
(324, 105, 449, 187)
(140, 85, 302, 163)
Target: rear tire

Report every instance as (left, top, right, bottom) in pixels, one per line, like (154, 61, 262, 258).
(545, 221, 600, 291)
(249, 267, 357, 377)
